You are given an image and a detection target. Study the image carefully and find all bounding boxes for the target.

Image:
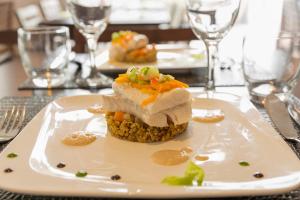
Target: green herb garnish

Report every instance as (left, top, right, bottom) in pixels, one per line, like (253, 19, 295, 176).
(112, 32, 120, 40)
(75, 171, 88, 177)
(144, 67, 159, 79)
(7, 153, 18, 158)
(128, 67, 138, 82)
(161, 161, 205, 186)
(125, 66, 162, 83)
(239, 161, 250, 166)
(112, 31, 133, 41)
(141, 66, 150, 75)
(192, 53, 204, 60)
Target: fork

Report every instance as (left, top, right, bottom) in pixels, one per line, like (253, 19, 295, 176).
(0, 106, 26, 142)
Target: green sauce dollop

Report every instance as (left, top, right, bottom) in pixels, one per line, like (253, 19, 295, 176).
(161, 161, 205, 186)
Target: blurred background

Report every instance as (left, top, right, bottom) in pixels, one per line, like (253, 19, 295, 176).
(0, 0, 298, 60)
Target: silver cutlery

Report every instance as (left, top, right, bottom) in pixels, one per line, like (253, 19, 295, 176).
(0, 106, 26, 142)
(285, 93, 300, 127)
(265, 93, 300, 143)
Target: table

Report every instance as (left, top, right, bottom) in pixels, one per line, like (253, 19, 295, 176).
(0, 58, 299, 200)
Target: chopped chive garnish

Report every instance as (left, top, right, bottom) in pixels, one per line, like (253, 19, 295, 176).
(192, 53, 204, 60)
(7, 153, 18, 158)
(142, 67, 150, 75)
(239, 161, 250, 166)
(75, 171, 88, 177)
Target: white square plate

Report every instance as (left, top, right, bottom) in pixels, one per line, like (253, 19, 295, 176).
(0, 93, 299, 198)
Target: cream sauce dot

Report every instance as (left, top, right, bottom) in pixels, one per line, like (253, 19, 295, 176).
(87, 104, 105, 114)
(151, 146, 193, 166)
(62, 131, 96, 146)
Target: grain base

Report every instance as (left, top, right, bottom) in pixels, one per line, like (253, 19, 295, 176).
(105, 112, 188, 143)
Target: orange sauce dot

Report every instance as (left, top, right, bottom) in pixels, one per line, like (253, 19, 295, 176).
(192, 109, 225, 123)
(87, 104, 105, 114)
(195, 155, 209, 161)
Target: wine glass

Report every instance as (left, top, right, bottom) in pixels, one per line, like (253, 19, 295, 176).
(67, 0, 113, 87)
(186, 0, 241, 91)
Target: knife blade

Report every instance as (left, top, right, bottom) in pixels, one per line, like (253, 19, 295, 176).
(264, 94, 300, 143)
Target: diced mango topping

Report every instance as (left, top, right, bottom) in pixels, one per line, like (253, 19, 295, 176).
(141, 94, 158, 107)
(114, 111, 125, 121)
(115, 66, 188, 106)
(111, 31, 136, 48)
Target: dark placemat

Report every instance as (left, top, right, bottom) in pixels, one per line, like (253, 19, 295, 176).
(0, 95, 298, 200)
(18, 63, 245, 90)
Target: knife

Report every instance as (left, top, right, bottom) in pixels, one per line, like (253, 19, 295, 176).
(264, 94, 300, 143)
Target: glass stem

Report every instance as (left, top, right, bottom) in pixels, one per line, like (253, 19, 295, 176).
(86, 37, 98, 79)
(204, 41, 218, 91)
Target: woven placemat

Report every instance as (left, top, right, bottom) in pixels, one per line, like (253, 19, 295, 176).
(0, 96, 298, 200)
(0, 96, 54, 153)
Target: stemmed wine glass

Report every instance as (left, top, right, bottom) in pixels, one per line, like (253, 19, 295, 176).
(67, 0, 113, 87)
(186, 0, 240, 92)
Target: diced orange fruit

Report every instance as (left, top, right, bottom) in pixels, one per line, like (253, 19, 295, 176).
(115, 75, 129, 83)
(114, 71, 189, 106)
(114, 111, 125, 121)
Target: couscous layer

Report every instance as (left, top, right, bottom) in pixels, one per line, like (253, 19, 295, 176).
(106, 112, 188, 143)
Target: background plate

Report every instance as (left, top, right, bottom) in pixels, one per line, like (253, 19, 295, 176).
(95, 44, 206, 73)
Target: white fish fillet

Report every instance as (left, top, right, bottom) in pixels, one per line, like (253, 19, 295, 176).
(109, 34, 148, 61)
(112, 82, 191, 114)
(101, 94, 191, 127)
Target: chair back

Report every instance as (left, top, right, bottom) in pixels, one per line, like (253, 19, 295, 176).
(0, 1, 12, 31)
(16, 4, 44, 28)
(0, 0, 13, 63)
(40, 0, 64, 20)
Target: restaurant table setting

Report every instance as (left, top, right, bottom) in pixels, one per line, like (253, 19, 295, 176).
(0, 0, 300, 199)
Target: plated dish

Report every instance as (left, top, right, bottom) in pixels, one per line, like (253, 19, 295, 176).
(102, 66, 191, 143)
(109, 31, 157, 63)
(95, 44, 206, 73)
(0, 71, 300, 197)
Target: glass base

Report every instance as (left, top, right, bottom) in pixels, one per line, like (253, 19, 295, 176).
(248, 83, 276, 105)
(76, 73, 113, 88)
(32, 76, 65, 88)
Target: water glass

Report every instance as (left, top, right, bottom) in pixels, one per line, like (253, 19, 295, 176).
(67, 0, 113, 88)
(186, 0, 240, 91)
(18, 26, 70, 87)
(242, 32, 300, 104)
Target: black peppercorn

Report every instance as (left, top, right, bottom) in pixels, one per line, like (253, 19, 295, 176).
(111, 174, 121, 180)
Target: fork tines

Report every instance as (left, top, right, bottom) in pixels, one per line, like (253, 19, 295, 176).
(0, 106, 26, 142)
